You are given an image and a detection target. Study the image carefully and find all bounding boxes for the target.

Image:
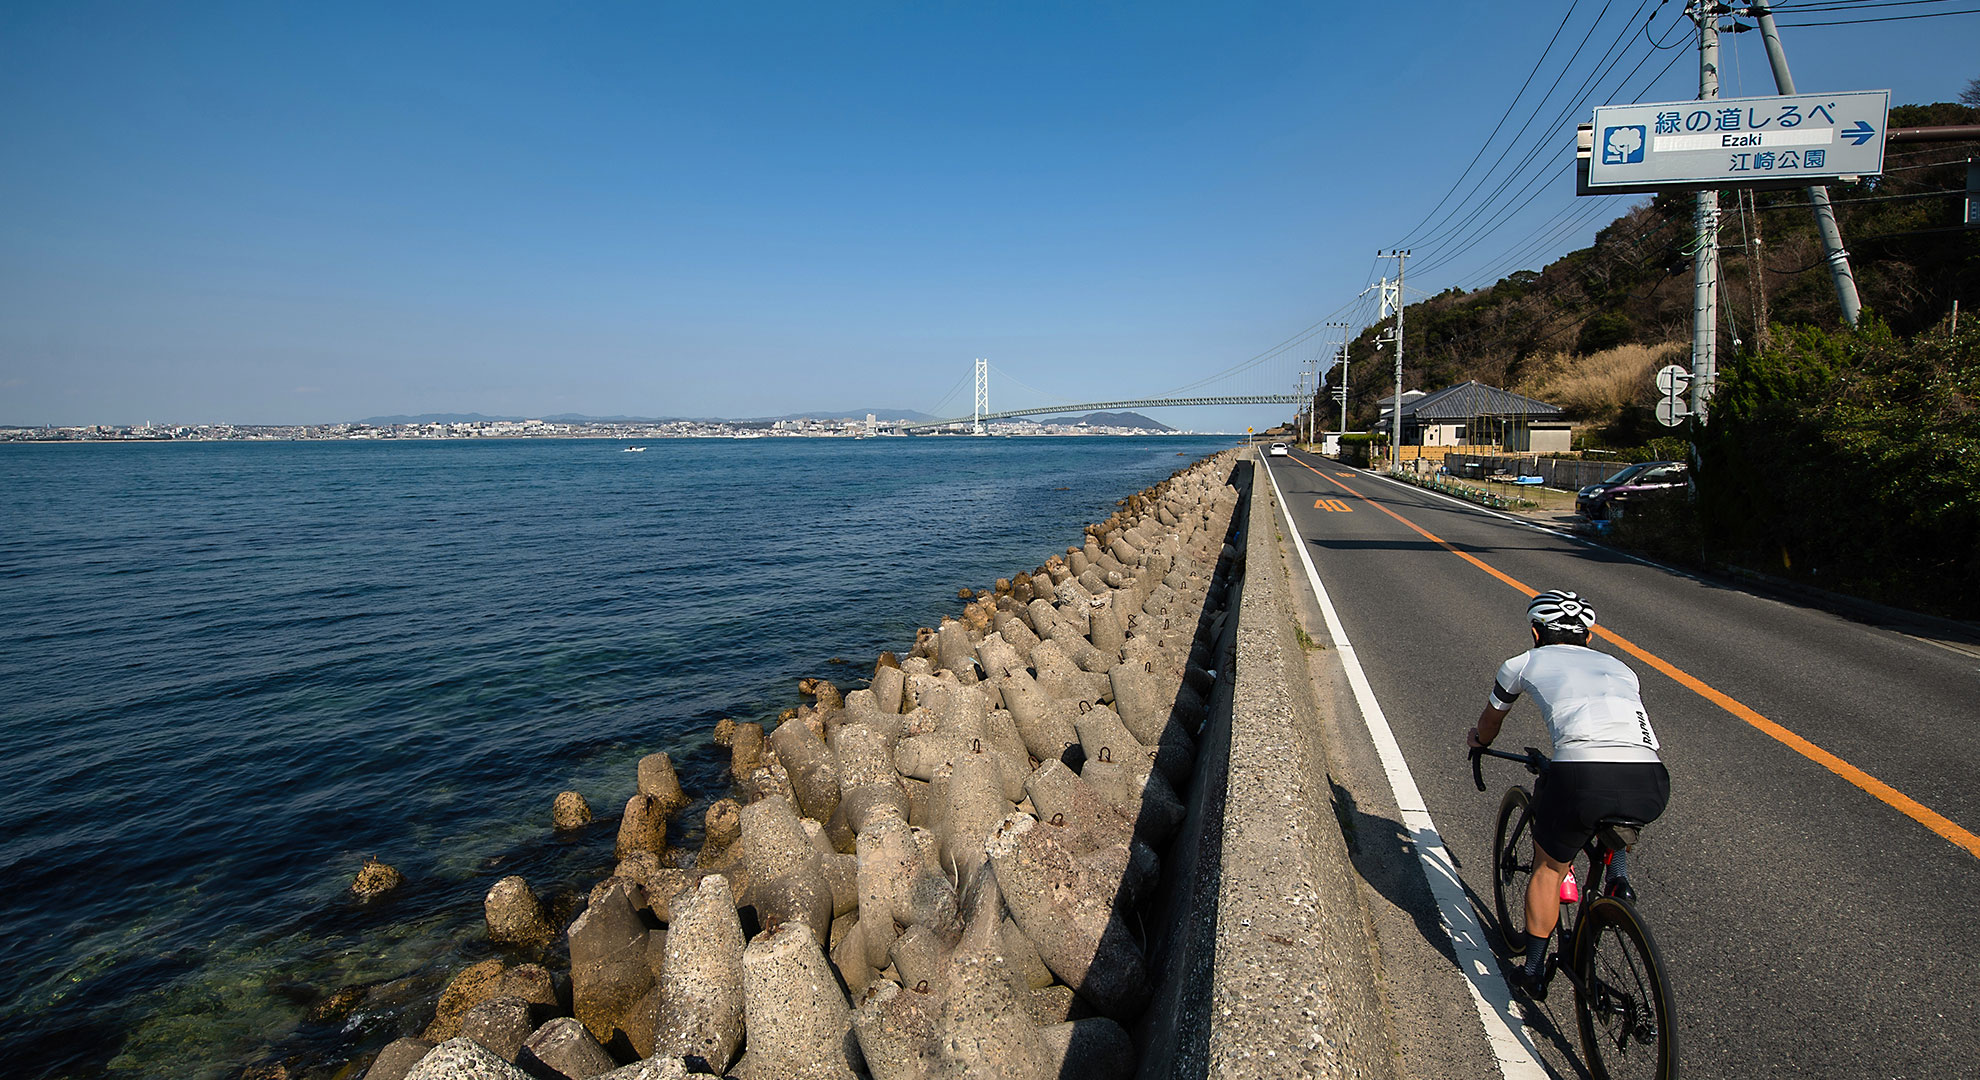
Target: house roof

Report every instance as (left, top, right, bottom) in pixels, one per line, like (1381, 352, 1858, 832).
(1401, 380, 1561, 421)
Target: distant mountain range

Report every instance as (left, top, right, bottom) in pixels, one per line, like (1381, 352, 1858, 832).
(356, 408, 1172, 429)
(1017, 410, 1172, 431)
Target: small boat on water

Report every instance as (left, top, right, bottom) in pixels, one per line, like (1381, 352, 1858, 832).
(622, 446, 647, 452)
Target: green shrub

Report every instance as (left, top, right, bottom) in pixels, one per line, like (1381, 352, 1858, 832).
(1695, 317, 1980, 616)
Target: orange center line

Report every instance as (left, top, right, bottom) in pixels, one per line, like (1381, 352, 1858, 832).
(1277, 455, 1980, 860)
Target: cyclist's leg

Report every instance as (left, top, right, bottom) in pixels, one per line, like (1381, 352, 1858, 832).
(1525, 843, 1573, 940)
(1514, 763, 1600, 991)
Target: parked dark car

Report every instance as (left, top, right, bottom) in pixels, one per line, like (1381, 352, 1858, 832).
(1576, 460, 1689, 520)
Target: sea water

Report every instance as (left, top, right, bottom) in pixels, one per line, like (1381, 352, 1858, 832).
(0, 434, 1236, 1079)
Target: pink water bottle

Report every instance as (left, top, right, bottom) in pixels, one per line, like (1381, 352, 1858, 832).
(1559, 867, 1580, 903)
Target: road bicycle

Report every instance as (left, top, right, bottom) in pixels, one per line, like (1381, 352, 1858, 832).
(1471, 745, 1677, 1080)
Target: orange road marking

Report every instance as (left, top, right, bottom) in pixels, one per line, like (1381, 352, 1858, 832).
(1284, 456, 1980, 861)
(1314, 498, 1354, 512)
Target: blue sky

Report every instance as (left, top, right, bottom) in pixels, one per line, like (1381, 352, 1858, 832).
(2, 1, 1973, 429)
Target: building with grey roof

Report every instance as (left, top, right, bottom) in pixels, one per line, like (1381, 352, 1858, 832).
(1377, 380, 1572, 453)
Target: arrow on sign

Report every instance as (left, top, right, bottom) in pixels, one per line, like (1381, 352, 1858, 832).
(1842, 120, 1877, 146)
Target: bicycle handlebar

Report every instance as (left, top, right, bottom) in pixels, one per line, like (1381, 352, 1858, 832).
(1468, 745, 1548, 791)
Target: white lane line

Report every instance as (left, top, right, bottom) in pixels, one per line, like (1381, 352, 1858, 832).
(1353, 465, 1702, 580)
(1265, 460, 1549, 1080)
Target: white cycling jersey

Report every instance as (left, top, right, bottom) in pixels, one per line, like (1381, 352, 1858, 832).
(1487, 644, 1661, 763)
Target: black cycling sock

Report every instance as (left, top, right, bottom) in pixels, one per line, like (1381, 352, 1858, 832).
(1523, 931, 1549, 976)
(1610, 849, 1630, 883)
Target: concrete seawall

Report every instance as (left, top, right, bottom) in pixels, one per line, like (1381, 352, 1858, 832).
(371, 447, 1396, 1080)
(1133, 454, 1395, 1079)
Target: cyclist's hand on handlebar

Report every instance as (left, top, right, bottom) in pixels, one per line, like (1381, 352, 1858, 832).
(1466, 726, 1490, 750)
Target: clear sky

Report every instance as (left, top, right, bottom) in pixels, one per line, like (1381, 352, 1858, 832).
(2, 1, 1973, 430)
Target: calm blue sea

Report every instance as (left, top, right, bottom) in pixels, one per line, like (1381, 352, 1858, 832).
(0, 435, 1237, 1079)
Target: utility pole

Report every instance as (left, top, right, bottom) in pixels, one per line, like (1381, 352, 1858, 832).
(972, 358, 989, 436)
(1750, 2, 1863, 326)
(1745, 189, 1772, 351)
(1296, 370, 1310, 446)
(1689, 3, 1720, 424)
(1302, 369, 1315, 446)
(1328, 321, 1350, 437)
(1379, 251, 1409, 471)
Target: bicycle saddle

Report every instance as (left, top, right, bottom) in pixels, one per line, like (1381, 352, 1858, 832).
(1594, 815, 1648, 850)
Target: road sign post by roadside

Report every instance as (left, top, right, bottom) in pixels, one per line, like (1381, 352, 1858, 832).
(1655, 364, 1692, 429)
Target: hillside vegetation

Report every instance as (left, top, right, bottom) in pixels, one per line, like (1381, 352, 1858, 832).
(1326, 100, 1979, 616)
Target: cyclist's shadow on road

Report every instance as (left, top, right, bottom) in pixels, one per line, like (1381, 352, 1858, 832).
(1326, 777, 1589, 1073)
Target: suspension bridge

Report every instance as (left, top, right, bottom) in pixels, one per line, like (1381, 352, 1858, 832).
(899, 355, 1327, 434)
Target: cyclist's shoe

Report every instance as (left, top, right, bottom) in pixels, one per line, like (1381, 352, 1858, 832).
(1506, 959, 1553, 1001)
(1605, 877, 1637, 902)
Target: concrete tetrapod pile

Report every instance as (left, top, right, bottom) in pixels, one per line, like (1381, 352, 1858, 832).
(380, 449, 1244, 1080)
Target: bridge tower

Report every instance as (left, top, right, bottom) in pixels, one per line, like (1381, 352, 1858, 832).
(973, 358, 989, 436)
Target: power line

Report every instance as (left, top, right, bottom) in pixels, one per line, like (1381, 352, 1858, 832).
(1773, 5, 1980, 24)
(1760, 0, 1973, 12)
(1408, 0, 1679, 266)
(1393, 1, 1587, 248)
(1410, 35, 1693, 283)
(1402, 1, 1647, 253)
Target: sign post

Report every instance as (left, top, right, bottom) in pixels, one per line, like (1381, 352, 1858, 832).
(1654, 365, 1692, 429)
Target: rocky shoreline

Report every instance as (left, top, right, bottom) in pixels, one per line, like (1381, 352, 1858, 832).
(357, 449, 1246, 1080)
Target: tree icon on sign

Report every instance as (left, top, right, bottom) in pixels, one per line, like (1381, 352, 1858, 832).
(1603, 126, 1645, 165)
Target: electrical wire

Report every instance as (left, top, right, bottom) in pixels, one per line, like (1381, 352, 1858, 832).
(1407, 2, 1688, 275)
(1409, 0, 1667, 255)
(1402, 1, 1649, 254)
(1392, 1, 1587, 249)
(1773, 6, 1980, 24)
(1753, 0, 1973, 13)
(1409, 31, 1694, 283)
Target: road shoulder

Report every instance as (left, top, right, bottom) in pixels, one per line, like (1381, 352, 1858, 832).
(1263, 455, 1524, 1080)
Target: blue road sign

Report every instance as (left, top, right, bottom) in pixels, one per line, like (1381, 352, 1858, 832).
(1586, 90, 1889, 191)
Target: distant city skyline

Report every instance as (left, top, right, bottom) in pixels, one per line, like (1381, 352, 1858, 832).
(3, 2, 1972, 431)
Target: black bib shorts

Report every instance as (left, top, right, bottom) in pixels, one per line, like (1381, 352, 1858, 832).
(1530, 760, 1670, 865)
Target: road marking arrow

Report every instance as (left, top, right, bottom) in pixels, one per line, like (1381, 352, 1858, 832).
(1843, 120, 1877, 146)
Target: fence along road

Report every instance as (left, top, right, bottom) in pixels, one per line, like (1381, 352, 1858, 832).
(1263, 447, 1980, 1079)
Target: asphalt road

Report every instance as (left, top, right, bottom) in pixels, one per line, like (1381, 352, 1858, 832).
(1261, 449, 1980, 1080)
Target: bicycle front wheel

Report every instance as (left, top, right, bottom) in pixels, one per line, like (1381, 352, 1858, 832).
(1573, 896, 1677, 1080)
(1490, 786, 1535, 955)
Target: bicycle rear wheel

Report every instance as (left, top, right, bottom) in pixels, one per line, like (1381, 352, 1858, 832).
(1573, 896, 1677, 1080)
(1490, 786, 1535, 954)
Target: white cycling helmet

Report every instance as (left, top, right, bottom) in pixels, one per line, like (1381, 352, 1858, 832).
(1528, 590, 1596, 634)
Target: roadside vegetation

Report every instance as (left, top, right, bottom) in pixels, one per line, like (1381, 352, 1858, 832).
(1691, 317, 1979, 617)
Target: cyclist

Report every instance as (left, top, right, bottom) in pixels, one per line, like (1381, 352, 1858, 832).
(1467, 590, 1670, 998)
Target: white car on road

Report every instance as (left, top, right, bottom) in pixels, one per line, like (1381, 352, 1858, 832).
(1268, 442, 1290, 457)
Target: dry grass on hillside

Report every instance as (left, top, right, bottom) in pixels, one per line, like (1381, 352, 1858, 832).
(1515, 341, 1685, 424)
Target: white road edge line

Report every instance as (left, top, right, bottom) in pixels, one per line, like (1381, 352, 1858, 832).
(1354, 465, 1702, 580)
(1265, 458, 1550, 1080)
(1355, 465, 1980, 660)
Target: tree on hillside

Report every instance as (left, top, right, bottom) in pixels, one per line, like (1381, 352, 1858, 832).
(1962, 76, 1979, 106)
